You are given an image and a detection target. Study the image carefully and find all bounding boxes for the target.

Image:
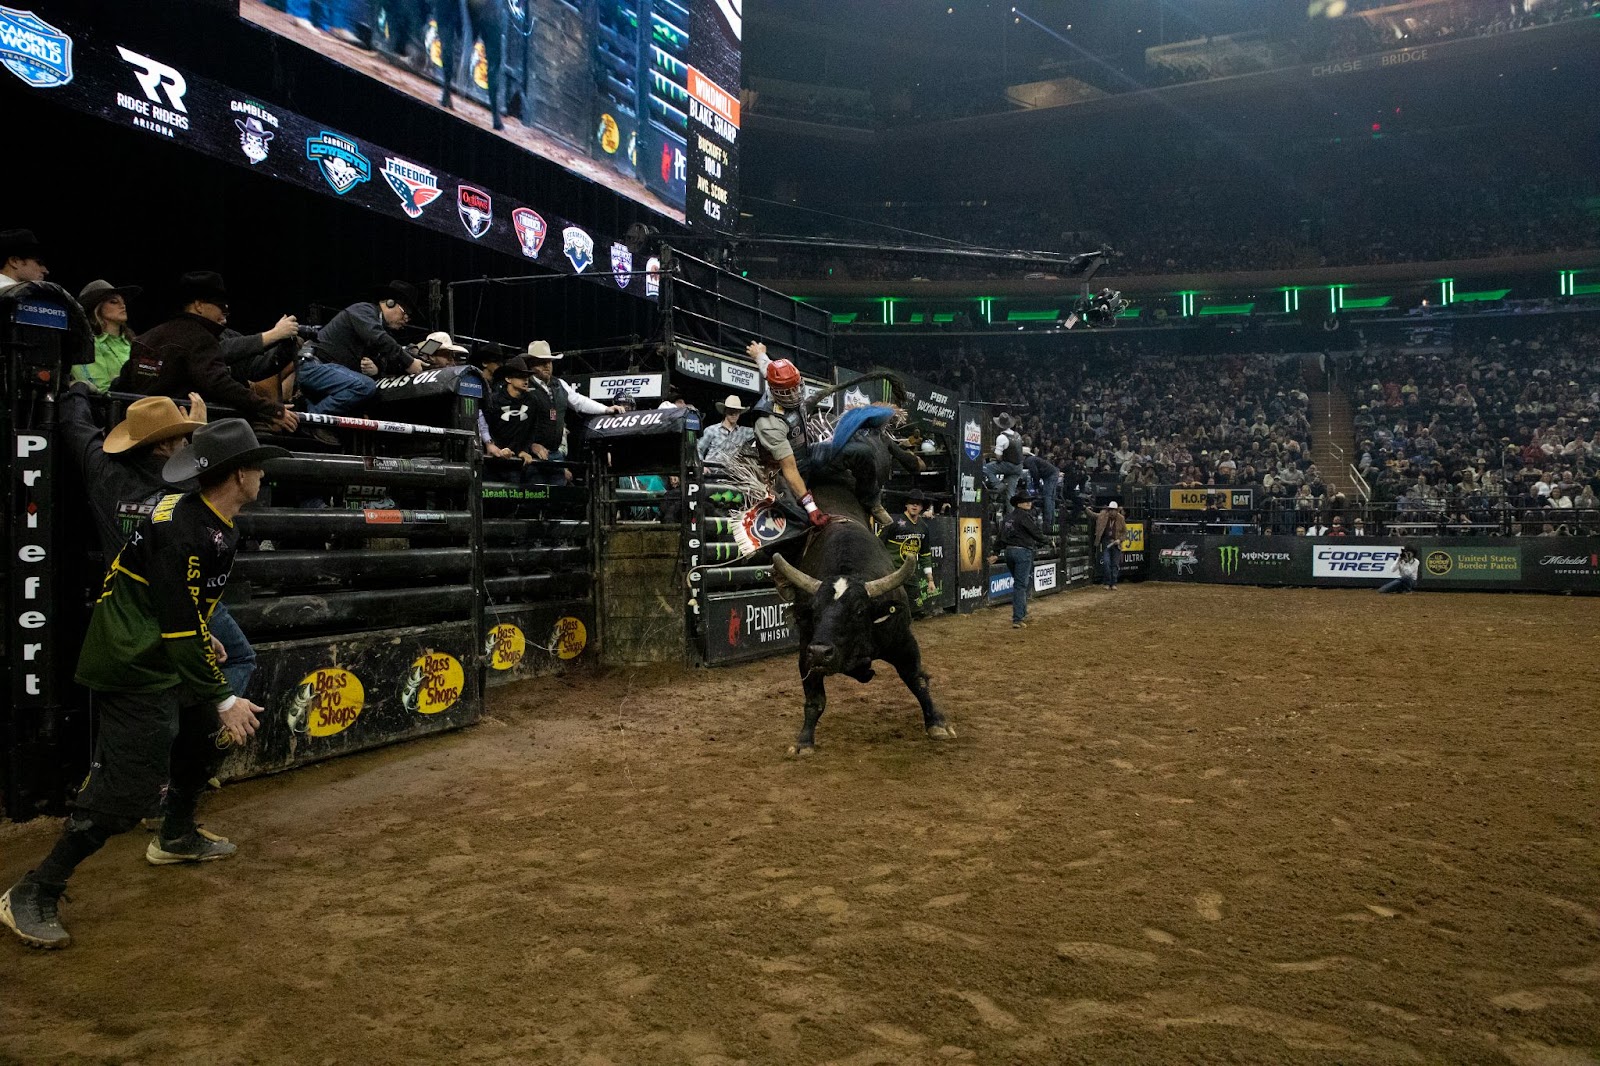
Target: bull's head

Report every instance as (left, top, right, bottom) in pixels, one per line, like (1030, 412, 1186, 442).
(772, 554, 917, 677)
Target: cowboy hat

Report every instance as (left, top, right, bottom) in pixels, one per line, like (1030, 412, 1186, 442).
(424, 330, 469, 356)
(994, 412, 1015, 430)
(163, 418, 289, 482)
(177, 270, 228, 305)
(371, 279, 426, 323)
(0, 228, 43, 262)
(715, 394, 748, 415)
(1010, 489, 1035, 505)
(525, 339, 561, 361)
(905, 489, 929, 504)
(496, 354, 536, 379)
(78, 279, 143, 317)
(104, 395, 205, 455)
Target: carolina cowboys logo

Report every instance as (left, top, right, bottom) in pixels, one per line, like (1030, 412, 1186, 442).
(306, 131, 371, 195)
(610, 241, 632, 289)
(0, 7, 73, 88)
(382, 157, 442, 218)
(512, 208, 546, 258)
(458, 185, 492, 238)
(562, 226, 594, 272)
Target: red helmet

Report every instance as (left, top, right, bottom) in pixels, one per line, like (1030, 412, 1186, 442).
(764, 358, 801, 392)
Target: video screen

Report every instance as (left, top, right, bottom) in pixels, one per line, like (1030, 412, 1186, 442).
(241, 0, 741, 230)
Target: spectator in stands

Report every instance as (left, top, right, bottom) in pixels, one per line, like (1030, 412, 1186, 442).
(994, 489, 1047, 627)
(1088, 500, 1127, 590)
(698, 394, 754, 465)
(0, 228, 47, 291)
(72, 279, 141, 393)
(305, 280, 428, 415)
(115, 272, 297, 432)
(1379, 546, 1421, 594)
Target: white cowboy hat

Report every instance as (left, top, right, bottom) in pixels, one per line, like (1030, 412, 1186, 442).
(425, 331, 469, 355)
(715, 394, 748, 414)
(526, 340, 561, 361)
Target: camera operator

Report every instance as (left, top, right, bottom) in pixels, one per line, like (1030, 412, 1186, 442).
(298, 280, 427, 416)
(1378, 546, 1420, 594)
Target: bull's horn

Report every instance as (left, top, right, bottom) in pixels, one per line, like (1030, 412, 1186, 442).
(864, 556, 918, 600)
(771, 554, 822, 596)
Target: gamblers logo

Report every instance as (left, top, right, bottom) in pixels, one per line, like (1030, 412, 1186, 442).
(0, 7, 73, 88)
(306, 131, 371, 195)
(512, 207, 546, 258)
(382, 157, 442, 218)
(231, 100, 279, 165)
(563, 225, 594, 272)
(458, 185, 492, 238)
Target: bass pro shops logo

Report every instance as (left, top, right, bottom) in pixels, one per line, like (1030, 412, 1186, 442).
(306, 131, 371, 195)
(1218, 546, 1291, 575)
(0, 6, 72, 88)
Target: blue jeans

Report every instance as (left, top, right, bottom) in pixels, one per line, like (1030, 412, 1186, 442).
(1100, 543, 1123, 588)
(208, 603, 257, 698)
(1378, 576, 1416, 594)
(298, 359, 377, 415)
(1004, 546, 1034, 622)
(984, 461, 1023, 507)
(1037, 472, 1061, 535)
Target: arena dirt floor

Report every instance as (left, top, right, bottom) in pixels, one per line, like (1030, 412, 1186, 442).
(2, 584, 1598, 1065)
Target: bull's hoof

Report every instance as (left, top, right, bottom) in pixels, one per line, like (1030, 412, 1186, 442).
(787, 743, 817, 757)
(926, 724, 957, 740)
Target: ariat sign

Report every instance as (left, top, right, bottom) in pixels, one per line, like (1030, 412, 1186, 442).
(1312, 545, 1400, 578)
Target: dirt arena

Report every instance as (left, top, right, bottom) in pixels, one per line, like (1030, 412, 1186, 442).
(2, 584, 1597, 1065)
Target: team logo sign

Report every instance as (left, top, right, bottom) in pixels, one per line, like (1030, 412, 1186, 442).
(285, 667, 366, 738)
(512, 207, 546, 258)
(306, 131, 371, 194)
(562, 225, 594, 272)
(231, 100, 279, 165)
(551, 617, 588, 660)
(645, 256, 661, 298)
(842, 386, 871, 410)
(0, 7, 73, 88)
(597, 112, 620, 154)
(401, 651, 464, 715)
(485, 623, 525, 670)
(382, 157, 442, 218)
(610, 241, 632, 288)
(457, 184, 492, 237)
(963, 418, 981, 461)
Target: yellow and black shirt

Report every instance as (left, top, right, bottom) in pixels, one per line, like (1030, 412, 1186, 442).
(75, 491, 238, 703)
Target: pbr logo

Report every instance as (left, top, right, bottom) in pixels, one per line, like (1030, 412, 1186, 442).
(562, 225, 594, 272)
(306, 131, 371, 195)
(511, 207, 546, 258)
(610, 241, 632, 288)
(1158, 541, 1199, 576)
(0, 6, 73, 88)
(231, 100, 279, 165)
(382, 157, 442, 218)
(457, 185, 492, 238)
(645, 256, 661, 297)
(962, 418, 981, 461)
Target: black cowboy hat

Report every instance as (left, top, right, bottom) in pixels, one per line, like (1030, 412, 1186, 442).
(994, 412, 1015, 430)
(0, 228, 43, 262)
(162, 418, 288, 481)
(371, 279, 427, 324)
(77, 278, 143, 316)
(496, 354, 536, 379)
(1010, 489, 1035, 505)
(177, 270, 229, 305)
(905, 489, 929, 504)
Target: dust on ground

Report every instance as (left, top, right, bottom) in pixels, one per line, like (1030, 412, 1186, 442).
(2, 585, 1598, 1065)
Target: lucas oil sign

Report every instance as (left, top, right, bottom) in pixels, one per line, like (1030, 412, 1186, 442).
(287, 667, 366, 737)
(403, 652, 464, 715)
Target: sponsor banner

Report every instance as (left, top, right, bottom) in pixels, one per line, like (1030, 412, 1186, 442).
(703, 587, 798, 665)
(1034, 561, 1058, 593)
(958, 517, 984, 573)
(587, 373, 663, 401)
(955, 402, 988, 612)
(673, 347, 767, 395)
(988, 569, 1014, 601)
(1217, 543, 1293, 577)
(1166, 487, 1254, 511)
(899, 371, 957, 435)
(1421, 546, 1520, 581)
(402, 652, 464, 715)
(4, 12, 654, 298)
(1120, 522, 1145, 553)
(1312, 46, 1428, 79)
(1156, 539, 1200, 577)
(1312, 544, 1402, 580)
(286, 667, 366, 738)
(585, 407, 698, 439)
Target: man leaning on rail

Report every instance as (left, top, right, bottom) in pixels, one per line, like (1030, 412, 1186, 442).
(1, 421, 283, 950)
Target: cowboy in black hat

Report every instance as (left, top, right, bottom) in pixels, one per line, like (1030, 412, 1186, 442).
(300, 279, 428, 416)
(1, 419, 285, 950)
(882, 488, 939, 606)
(483, 342, 621, 479)
(995, 488, 1048, 628)
(71, 279, 143, 392)
(0, 228, 47, 291)
(984, 411, 1026, 508)
(115, 272, 297, 432)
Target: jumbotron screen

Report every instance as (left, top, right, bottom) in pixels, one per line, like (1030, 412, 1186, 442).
(240, 0, 741, 231)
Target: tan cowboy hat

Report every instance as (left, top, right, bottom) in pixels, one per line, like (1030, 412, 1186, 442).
(526, 340, 561, 361)
(715, 394, 748, 415)
(105, 396, 205, 455)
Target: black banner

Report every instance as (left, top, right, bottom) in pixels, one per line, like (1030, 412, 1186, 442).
(685, 0, 742, 232)
(898, 371, 959, 436)
(1, 8, 658, 299)
(955, 402, 987, 613)
(702, 587, 799, 664)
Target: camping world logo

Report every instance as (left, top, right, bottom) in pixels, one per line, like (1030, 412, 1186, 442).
(563, 226, 594, 272)
(382, 157, 442, 218)
(0, 7, 73, 88)
(306, 131, 371, 194)
(512, 207, 546, 258)
(457, 185, 492, 238)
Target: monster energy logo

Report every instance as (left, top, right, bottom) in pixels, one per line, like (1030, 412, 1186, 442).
(1219, 545, 1240, 575)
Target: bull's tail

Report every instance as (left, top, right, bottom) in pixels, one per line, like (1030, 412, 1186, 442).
(808, 404, 896, 465)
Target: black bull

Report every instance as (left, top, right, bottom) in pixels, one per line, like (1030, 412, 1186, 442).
(770, 480, 954, 755)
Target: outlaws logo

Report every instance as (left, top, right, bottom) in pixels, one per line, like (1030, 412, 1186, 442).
(512, 207, 546, 258)
(610, 241, 633, 288)
(306, 131, 371, 195)
(457, 185, 492, 238)
(0, 7, 72, 88)
(562, 225, 594, 272)
(382, 157, 442, 218)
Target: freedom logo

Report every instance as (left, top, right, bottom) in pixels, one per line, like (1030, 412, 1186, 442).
(511, 207, 546, 258)
(306, 131, 371, 195)
(562, 225, 594, 272)
(610, 241, 632, 288)
(0, 6, 73, 88)
(457, 185, 492, 238)
(382, 157, 442, 218)
(231, 100, 279, 165)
